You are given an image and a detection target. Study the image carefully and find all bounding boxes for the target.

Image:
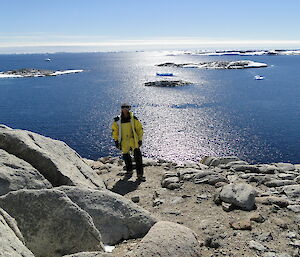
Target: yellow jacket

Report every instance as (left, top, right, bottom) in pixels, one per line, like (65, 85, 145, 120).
(112, 112, 143, 154)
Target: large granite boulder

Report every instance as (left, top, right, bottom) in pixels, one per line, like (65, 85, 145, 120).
(218, 183, 257, 211)
(282, 185, 300, 199)
(0, 125, 105, 189)
(0, 208, 34, 257)
(0, 149, 52, 196)
(58, 186, 157, 245)
(0, 189, 103, 257)
(124, 221, 202, 257)
(201, 156, 240, 167)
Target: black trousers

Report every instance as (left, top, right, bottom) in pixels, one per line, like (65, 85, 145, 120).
(123, 148, 143, 177)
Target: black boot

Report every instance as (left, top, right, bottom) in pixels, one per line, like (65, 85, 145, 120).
(123, 153, 133, 178)
(134, 148, 145, 181)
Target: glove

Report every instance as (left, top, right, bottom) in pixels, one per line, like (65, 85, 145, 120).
(115, 140, 119, 149)
(138, 140, 142, 147)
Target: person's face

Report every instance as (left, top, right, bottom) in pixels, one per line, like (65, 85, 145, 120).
(121, 107, 130, 115)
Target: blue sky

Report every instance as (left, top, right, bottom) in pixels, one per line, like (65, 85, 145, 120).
(1, 0, 300, 53)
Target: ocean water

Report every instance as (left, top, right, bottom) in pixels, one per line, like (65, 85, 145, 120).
(0, 51, 299, 164)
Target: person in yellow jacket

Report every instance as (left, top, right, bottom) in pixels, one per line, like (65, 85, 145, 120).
(111, 103, 145, 181)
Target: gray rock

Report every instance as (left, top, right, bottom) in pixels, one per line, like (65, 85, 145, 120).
(0, 149, 52, 196)
(246, 174, 270, 183)
(257, 165, 277, 174)
(231, 164, 259, 173)
(0, 125, 105, 189)
(0, 189, 103, 257)
(273, 163, 296, 172)
(131, 196, 140, 203)
(256, 232, 273, 242)
(178, 168, 200, 180)
(192, 170, 215, 179)
(249, 240, 267, 251)
(282, 185, 300, 198)
(124, 221, 202, 257)
(194, 174, 228, 185)
(0, 208, 34, 257)
(161, 177, 181, 189)
(182, 162, 201, 169)
(289, 239, 300, 247)
(286, 232, 297, 239)
(227, 174, 239, 183)
(287, 205, 300, 213)
(142, 157, 158, 166)
(264, 180, 297, 187)
(222, 160, 249, 169)
(201, 156, 240, 167)
(58, 186, 157, 245)
(219, 183, 257, 210)
(277, 173, 297, 180)
(256, 196, 290, 207)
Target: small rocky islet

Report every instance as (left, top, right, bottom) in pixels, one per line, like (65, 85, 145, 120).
(0, 124, 299, 257)
(0, 68, 83, 78)
(144, 80, 192, 87)
(156, 60, 268, 69)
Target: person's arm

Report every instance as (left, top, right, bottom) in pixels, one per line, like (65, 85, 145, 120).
(134, 117, 143, 142)
(111, 119, 119, 147)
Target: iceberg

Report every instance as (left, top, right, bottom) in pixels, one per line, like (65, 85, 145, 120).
(254, 75, 264, 80)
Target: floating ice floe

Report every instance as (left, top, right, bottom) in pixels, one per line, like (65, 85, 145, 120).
(0, 68, 84, 78)
(255, 75, 264, 80)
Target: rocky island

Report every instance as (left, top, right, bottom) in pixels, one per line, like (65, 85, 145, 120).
(157, 60, 268, 69)
(144, 80, 192, 87)
(0, 125, 299, 257)
(0, 68, 83, 78)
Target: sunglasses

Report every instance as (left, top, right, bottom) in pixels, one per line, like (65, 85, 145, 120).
(121, 106, 130, 109)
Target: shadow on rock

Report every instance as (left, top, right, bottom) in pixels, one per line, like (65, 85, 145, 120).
(111, 178, 141, 196)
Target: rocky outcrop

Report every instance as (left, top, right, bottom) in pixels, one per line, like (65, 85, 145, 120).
(58, 186, 157, 245)
(144, 80, 192, 87)
(0, 189, 103, 257)
(0, 68, 83, 78)
(124, 221, 202, 257)
(0, 208, 34, 257)
(0, 149, 52, 196)
(156, 60, 267, 69)
(0, 125, 105, 189)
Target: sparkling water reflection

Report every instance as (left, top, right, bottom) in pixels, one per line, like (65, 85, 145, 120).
(0, 52, 299, 164)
